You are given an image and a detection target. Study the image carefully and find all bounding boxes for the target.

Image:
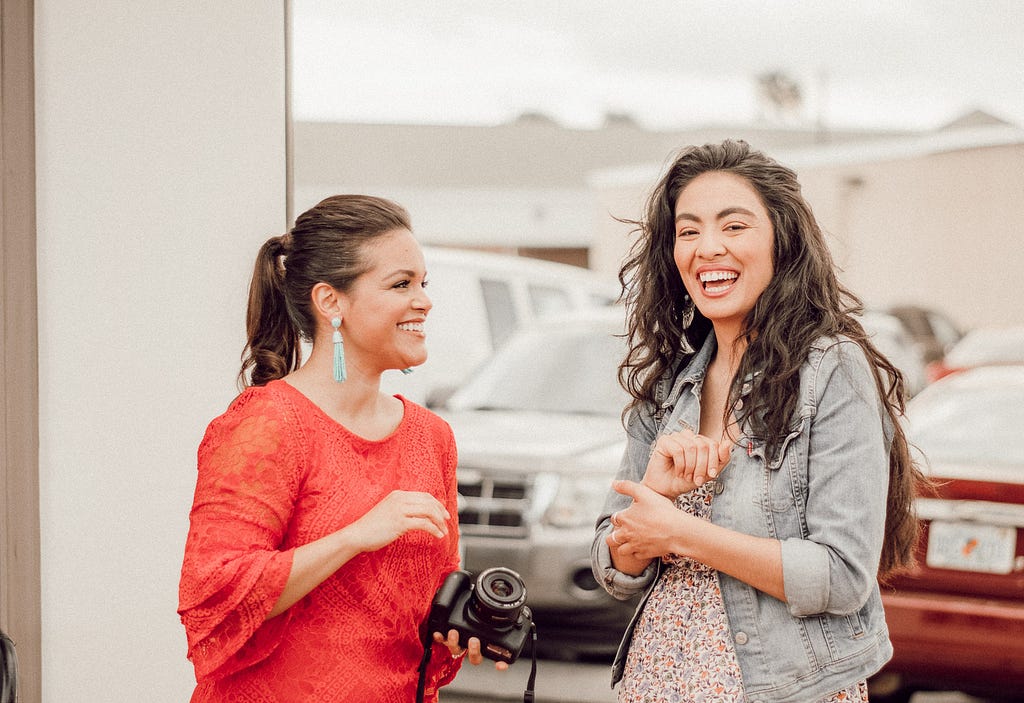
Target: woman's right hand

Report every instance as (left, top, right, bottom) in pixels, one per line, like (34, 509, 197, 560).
(642, 429, 732, 499)
(345, 490, 450, 552)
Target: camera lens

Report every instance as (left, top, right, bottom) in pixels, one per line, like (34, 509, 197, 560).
(471, 567, 527, 626)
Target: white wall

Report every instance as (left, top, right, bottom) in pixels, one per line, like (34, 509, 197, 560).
(295, 184, 597, 249)
(34, 3, 286, 700)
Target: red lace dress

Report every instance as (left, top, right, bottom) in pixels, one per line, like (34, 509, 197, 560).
(178, 380, 464, 702)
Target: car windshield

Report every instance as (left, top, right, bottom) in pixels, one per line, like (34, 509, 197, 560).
(908, 373, 1024, 466)
(447, 321, 629, 415)
(945, 326, 1024, 367)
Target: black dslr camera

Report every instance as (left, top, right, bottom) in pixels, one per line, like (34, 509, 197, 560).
(426, 567, 533, 664)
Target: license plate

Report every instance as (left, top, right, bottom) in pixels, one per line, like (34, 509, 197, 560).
(926, 520, 1018, 574)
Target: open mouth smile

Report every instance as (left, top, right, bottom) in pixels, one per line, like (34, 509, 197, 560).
(699, 270, 739, 295)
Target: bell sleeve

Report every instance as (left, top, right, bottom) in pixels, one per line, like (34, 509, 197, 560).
(178, 391, 302, 681)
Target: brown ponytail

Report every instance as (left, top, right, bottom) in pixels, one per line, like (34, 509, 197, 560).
(238, 234, 299, 388)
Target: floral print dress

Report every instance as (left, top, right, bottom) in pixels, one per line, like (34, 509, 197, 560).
(617, 483, 869, 703)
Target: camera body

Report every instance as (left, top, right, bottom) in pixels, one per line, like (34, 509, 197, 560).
(427, 567, 533, 664)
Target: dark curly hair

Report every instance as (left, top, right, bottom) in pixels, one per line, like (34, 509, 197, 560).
(618, 139, 927, 577)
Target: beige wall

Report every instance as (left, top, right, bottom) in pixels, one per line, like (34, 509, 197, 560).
(797, 142, 1024, 329)
(34, 2, 287, 700)
(591, 136, 1024, 331)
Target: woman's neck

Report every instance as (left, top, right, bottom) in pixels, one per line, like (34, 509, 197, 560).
(287, 342, 384, 415)
(710, 322, 745, 373)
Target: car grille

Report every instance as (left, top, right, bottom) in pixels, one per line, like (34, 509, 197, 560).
(457, 470, 532, 538)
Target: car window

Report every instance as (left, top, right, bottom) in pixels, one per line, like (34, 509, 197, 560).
(449, 324, 627, 415)
(480, 278, 519, 349)
(527, 283, 572, 318)
(588, 291, 618, 307)
(945, 327, 1024, 367)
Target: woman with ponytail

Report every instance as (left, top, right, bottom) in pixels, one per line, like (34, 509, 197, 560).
(178, 195, 501, 702)
(590, 141, 929, 702)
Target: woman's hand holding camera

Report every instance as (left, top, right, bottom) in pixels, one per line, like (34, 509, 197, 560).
(643, 428, 731, 499)
(432, 630, 510, 670)
(346, 490, 450, 553)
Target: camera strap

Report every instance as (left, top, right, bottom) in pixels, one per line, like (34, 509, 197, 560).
(522, 623, 538, 703)
(415, 639, 431, 703)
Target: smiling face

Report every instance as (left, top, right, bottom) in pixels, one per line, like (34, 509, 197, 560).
(337, 228, 432, 374)
(673, 170, 775, 338)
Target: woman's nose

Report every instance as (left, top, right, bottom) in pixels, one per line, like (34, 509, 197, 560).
(414, 286, 432, 312)
(695, 230, 726, 258)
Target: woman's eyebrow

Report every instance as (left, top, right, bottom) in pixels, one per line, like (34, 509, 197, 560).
(675, 206, 758, 223)
(717, 206, 758, 219)
(382, 268, 417, 278)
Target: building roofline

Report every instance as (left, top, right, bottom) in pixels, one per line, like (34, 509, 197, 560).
(588, 120, 1024, 188)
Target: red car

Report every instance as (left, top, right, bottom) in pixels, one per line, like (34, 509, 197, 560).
(872, 366, 1024, 702)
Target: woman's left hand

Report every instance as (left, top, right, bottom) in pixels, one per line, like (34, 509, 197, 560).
(608, 480, 695, 562)
(433, 630, 510, 670)
(643, 429, 732, 499)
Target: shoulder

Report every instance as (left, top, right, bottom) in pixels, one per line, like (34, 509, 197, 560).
(394, 397, 458, 476)
(395, 395, 455, 443)
(802, 335, 881, 407)
(217, 380, 298, 425)
(807, 335, 874, 378)
(199, 381, 302, 456)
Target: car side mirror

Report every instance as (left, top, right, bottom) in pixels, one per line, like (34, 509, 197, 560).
(425, 385, 458, 410)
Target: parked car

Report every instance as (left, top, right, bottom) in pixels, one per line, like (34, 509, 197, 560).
(861, 310, 929, 397)
(434, 308, 634, 658)
(381, 246, 619, 405)
(887, 305, 963, 366)
(871, 365, 1024, 702)
(925, 324, 1024, 382)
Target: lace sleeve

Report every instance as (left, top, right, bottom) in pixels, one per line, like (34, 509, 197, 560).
(178, 391, 301, 681)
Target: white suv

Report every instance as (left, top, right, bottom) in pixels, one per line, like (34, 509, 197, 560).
(434, 308, 636, 658)
(381, 247, 619, 406)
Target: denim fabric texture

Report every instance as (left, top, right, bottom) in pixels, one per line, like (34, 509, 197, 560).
(591, 332, 895, 703)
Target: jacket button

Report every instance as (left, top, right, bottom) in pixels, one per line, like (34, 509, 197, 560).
(734, 631, 749, 645)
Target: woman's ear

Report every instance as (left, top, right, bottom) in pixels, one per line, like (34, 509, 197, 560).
(311, 282, 344, 323)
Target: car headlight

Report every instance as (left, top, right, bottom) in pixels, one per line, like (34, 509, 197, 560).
(535, 472, 613, 529)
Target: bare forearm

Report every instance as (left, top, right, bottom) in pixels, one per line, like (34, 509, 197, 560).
(670, 516, 786, 602)
(268, 528, 360, 618)
(267, 489, 452, 619)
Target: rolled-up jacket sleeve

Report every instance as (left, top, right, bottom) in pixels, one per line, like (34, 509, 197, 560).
(782, 341, 892, 617)
(590, 404, 660, 600)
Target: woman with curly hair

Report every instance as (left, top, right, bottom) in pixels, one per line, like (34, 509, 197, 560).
(591, 141, 927, 702)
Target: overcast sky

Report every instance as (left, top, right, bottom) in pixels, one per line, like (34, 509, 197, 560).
(291, 0, 1024, 132)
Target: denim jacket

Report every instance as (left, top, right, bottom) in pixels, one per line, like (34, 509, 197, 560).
(591, 333, 894, 703)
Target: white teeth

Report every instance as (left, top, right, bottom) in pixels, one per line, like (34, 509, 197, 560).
(699, 270, 739, 283)
(398, 322, 423, 332)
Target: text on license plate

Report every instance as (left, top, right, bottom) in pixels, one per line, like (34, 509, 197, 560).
(926, 520, 1018, 574)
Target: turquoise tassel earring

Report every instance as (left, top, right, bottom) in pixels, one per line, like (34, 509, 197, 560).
(331, 317, 347, 383)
